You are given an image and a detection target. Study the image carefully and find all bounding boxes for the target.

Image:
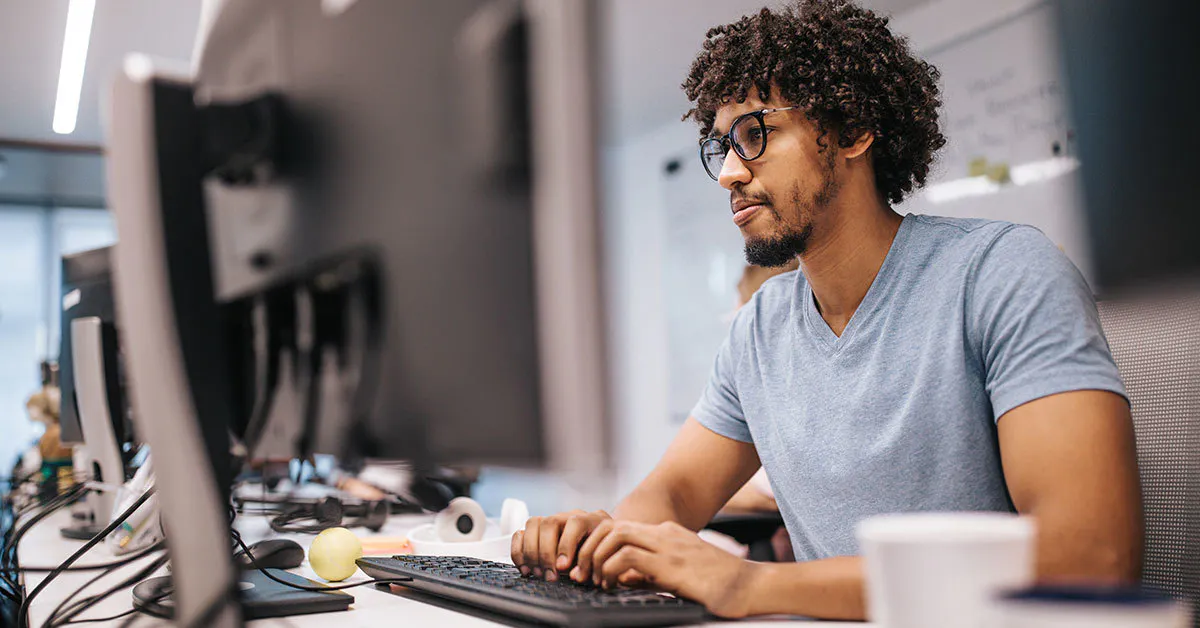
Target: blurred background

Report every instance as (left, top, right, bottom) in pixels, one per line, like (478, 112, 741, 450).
(0, 0, 1134, 511)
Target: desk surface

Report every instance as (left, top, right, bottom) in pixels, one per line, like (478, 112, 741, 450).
(18, 505, 867, 627)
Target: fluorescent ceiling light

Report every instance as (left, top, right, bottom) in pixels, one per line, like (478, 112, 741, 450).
(52, 0, 97, 135)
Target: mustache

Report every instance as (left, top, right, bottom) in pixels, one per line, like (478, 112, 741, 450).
(731, 191, 773, 208)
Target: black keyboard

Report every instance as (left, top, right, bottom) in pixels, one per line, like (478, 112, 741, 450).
(357, 555, 708, 627)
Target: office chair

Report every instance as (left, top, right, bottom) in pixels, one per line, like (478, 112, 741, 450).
(1097, 291, 1200, 617)
(706, 511, 785, 562)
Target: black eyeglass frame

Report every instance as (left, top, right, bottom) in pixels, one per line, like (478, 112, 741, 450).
(698, 106, 800, 181)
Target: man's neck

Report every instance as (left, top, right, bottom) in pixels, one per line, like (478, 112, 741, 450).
(799, 191, 903, 337)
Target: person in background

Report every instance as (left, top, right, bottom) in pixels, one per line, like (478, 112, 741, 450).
(22, 362, 74, 499)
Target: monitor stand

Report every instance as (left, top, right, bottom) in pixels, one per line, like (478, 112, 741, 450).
(59, 318, 127, 542)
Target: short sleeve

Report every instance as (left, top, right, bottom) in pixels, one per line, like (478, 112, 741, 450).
(691, 306, 754, 443)
(968, 225, 1127, 420)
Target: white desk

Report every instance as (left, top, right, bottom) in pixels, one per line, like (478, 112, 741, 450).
(17, 507, 866, 627)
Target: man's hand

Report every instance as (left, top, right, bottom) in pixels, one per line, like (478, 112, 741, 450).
(511, 510, 611, 581)
(571, 519, 762, 619)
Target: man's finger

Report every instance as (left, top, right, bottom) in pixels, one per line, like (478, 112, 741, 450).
(522, 517, 542, 577)
(556, 515, 590, 572)
(538, 518, 564, 580)
(600, 546, 660, 590)
(617, 569, 652, 588)
(573, 518, 614, 584)
(510, 530, 525, 571)
(591, 522, 658, 585)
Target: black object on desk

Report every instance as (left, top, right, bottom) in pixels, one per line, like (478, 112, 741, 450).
(235, 538, 305, 570)
(131, 569, 352, 620)
(706, 512, 786, 562)
(358, 555, 708, 627)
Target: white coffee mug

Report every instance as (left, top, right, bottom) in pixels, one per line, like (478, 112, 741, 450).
(857, 512, 1036, 628)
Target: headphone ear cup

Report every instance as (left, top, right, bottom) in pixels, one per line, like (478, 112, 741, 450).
(314, 496, 345, 527)
(363, 500, 389, 532)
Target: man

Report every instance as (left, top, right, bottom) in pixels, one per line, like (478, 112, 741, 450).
(512, 1, 1142, 620)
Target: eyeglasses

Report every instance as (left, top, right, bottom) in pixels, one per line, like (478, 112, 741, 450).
(699, 106, 799, 181)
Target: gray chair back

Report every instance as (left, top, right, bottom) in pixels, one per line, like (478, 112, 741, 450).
(1098, 293, 1200, 616)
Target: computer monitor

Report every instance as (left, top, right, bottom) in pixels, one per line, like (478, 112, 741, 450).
(58, 246, 129, 447)
(1055, 0, 1200, 292)
(105, 1, 608, 624)
(57, 246, 133, 538)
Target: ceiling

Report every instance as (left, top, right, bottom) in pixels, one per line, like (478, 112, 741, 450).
(0, 0, 929, 150)
(0, 0, 202, 147)
(601, 0, 935, 143)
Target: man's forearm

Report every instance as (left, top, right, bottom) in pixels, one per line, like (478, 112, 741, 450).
(742, 556, 866, 620)
(613, 481, 716, 531)
(613, 483, 690, 526)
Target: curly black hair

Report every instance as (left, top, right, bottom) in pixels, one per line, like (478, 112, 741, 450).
(682, 0, 945, 205)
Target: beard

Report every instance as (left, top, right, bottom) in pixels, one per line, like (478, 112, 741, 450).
(742, 150, 840, 268)
(744, 222, 814, 267)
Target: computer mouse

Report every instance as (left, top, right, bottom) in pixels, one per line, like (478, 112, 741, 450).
(237, 538, 306, 570)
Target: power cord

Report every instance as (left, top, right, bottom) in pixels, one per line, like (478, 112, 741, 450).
(268, 496, 389, 534)
(50, 607, 138, 625)
(1, 540, 164, 574)
(45, 553, 170, 627)
(16, 487, 155, 628)
(34, 542, 166, 628)
(2, 483, 89, 608)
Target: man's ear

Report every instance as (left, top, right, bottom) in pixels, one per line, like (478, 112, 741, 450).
(842, 131, 875, 161)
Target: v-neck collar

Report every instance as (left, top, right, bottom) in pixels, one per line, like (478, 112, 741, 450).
(802, 214, 913, 354)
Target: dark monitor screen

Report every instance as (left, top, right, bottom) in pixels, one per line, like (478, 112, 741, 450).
(1056, 0, 1200, 291)
(58, 245, 130, 446)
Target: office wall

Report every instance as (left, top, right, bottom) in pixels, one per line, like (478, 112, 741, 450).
(0, 150, 106, 206)
(0, 208, 50, 474)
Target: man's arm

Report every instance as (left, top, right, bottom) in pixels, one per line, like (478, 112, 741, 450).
(511, 418, 759, 580)
(614, 417, 762, 529)
(997, 389, 1143, 582)
(569, 420, 868, 620)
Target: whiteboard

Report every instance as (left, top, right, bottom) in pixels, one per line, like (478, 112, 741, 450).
(900, 0, 1095, 284)
(661, 155, 745, 424)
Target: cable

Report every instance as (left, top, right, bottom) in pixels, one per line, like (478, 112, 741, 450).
(1, 541, 164, 573)
(39, 543, 165, 628)
(44, 559, 137, 627)
(16, 487, 155, 628)
(1, 483, 89, 606)
(1, 489, 21, 611)
(43, 548, 158, 627)
(3, 484, 90, 591)
(46, 554, 170, 628)
(53, 607, 137, 625)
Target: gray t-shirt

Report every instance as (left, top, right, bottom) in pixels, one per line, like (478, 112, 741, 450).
(692, 214, 1126, 562)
